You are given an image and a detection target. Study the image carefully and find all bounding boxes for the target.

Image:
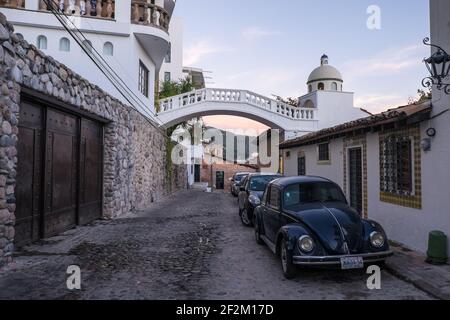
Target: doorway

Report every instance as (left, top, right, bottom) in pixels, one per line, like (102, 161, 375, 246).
(297, 156, 306, 176)
(194, 164, 201, 182)
(348, 147, 363, 214)
(215, 171, 224, 189)
(15, 92, 104, 246)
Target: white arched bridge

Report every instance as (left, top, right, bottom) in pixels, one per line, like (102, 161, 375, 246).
(157, 88, 319, 137)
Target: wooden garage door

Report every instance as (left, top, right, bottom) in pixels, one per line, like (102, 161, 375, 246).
(15, 97, 104, 246)
(78, 119, 103, 225)
(15, 102, 44, 247)
(44, 109, 79, 237)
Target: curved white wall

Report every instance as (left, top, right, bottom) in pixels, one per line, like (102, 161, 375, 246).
(308, 80, 343, 92)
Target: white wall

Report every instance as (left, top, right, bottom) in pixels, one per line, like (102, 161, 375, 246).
(282, 139, 345, 191)
(13, 24, 155, 114)
(297, 90, 367, 132)
(308, 80, 343, 92)
(315, 91, 367, 130)
(160, 17, 184, 83)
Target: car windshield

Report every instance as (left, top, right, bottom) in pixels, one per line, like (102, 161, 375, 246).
(235, 174, 247, 182)
(249, 176, 279, 191)
(283, 182, 347, 210)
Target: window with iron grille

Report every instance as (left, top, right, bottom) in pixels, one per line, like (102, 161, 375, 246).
(138, 60, 149, 97)
(380, 135, 413, 195)
(318, 143, 330, 162)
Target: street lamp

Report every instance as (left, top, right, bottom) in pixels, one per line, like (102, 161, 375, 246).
(422, 37, 450, 94)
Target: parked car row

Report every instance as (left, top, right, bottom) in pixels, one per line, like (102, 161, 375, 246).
(229, 172, 250, 197)
(237, 173, 283, 227)
(235, 174, 393, 279)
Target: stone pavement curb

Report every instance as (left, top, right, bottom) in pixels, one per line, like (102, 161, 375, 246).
(385, 243, 450, 300)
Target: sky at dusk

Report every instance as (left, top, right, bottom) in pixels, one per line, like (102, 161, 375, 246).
(174, 0, 430, 132)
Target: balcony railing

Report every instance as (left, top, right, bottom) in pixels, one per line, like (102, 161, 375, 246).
(38, 0, 115, 19)
(131, 0, 170, 32)
(0, 0, 25, 8)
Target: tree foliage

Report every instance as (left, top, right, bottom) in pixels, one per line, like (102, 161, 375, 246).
(274, 95, 298, 107)
(408, 89, 432, 104)
(159, 76, 194, 100)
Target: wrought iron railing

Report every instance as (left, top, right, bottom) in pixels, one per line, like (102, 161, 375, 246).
(131, 0, 170, 32)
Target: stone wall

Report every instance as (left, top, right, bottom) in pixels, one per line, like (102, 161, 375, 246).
(0, 13, 186, 266)
(130, 110, 187, 211)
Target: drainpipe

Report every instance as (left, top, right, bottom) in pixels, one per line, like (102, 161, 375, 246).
(210, 151, 214, 192)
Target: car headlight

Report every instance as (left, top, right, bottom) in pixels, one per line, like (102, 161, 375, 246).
(248, 194, 261, 206)
(370, 231, 385, 248)
(298, 235, 314, 253)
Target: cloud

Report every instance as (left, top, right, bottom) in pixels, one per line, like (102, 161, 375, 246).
(354, 93, 408, 113)
(216, 68, 300, 98)
(183, 40, 233, 66)
(344, 45, 427, 78)
(241, 26, 281, 40)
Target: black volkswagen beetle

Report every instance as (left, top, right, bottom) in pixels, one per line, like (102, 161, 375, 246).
(238, 173, 283, 227)
(254, 176, 393, 279)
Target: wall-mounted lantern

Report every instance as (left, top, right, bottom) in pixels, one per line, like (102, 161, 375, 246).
(422, 37, 450, 94)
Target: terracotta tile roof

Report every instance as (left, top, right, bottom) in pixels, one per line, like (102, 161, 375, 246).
(280, 101, 432, 149)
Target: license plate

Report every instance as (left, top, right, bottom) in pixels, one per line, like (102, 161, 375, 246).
(340, 256, 364, 270)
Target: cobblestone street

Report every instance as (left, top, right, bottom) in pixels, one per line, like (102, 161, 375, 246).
(0, 190, 433, 300)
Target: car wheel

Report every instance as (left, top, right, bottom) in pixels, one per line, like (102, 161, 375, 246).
(254, 220, 265, 245)
(280, 241, 297, 279)
(240, 208, 252, 227)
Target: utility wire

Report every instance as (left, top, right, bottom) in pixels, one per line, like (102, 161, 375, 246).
(74, 12, 149, 111)
(43, 0, 173, 138)
(45, 0, 163, 125)
(51, 3, 162, 126)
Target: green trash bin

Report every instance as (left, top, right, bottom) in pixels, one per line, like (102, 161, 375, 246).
(426, 230, 448, 264)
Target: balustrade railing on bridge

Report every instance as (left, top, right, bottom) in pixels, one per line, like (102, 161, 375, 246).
(159, 88, 316, 121)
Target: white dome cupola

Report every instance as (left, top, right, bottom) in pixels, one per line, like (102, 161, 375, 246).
(307, 54, 343, 93)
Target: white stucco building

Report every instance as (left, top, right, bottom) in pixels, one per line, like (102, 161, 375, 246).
(159, 16, 183, 84)
(280, 0, 450, 257)
(1, 0, 178, 115)
(294, 54, 368, 136)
